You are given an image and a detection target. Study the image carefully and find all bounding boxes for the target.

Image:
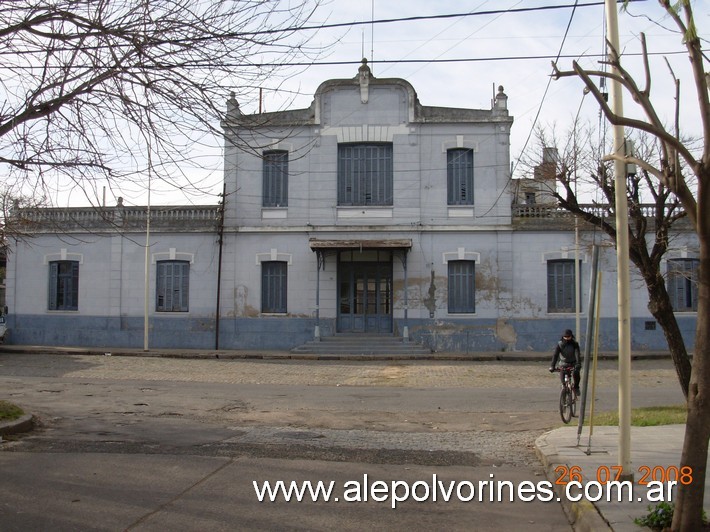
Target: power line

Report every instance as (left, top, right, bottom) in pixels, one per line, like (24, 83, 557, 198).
(513, 0, 583, 176)
(238, 1, 647, 37)
(228, 50, 685, 69)
(0, 50, 687, 73)
(482, 0, 583, 217)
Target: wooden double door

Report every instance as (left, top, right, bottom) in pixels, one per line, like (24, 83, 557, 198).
(337, 256, 392, 333)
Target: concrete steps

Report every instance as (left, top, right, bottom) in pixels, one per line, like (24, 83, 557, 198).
(291, 334, 432, 356)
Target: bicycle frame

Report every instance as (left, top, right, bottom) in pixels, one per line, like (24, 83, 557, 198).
(560, 366, 574, 389)
(556, 366, 577, 424)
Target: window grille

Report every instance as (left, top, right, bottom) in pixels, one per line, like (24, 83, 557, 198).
(263, 150, 289, 207)
(337, 143, 393, 206)
(48, 260, 79, 311)
(447, 148, 474, 205)
(667, 259, 699, 311)
(547, 259, 579, 313)
(448, 260, 475, 313)
(156, 261, 190, 312)
(262, 261, 287, 313)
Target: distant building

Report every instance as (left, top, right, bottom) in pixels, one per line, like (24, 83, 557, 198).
(512, 147, 559, 206)
(4, 61, 698, 352)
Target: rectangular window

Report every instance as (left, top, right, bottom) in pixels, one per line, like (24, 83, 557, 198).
(338, 143, 393, 206)
(263, 150, 288, 207)
(447, 148, 474, 205)
(448, 260, 475, 313)
(156, 261, 190, 312)
(48, 260, 79, 311)
(547, 260, 580, 313)
(262, 261, 287, 313)
(667, 259, 699, 311)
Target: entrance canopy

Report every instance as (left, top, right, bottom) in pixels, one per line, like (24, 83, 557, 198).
(308, 238, 412, 340)
(308, 238, 412, 251)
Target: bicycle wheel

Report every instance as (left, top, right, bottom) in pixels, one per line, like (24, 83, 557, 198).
(559, 387, 573, 424)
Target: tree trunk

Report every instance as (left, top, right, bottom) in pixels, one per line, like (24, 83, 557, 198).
(647, 280, 692, 399)
(672, 183, 710, 530)
(672, 304, 710, 530)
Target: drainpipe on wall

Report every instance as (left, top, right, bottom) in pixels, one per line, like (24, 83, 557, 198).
(402, 251, 409, 342)
(314, 250, 322, 341)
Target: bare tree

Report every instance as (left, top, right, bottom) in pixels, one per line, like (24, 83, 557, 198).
(0, 0, 326, 207)
(552, 1, 709, 528)
(525, 125, 694, 399)
(0, 186, 49, 242)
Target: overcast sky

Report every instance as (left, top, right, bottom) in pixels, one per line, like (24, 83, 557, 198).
(121, 0, 710, 206)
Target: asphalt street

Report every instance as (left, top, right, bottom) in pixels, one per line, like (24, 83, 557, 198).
(0, 353, 683, 531)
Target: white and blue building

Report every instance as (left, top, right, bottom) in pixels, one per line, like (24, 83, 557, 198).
(4, 62, 699, 352)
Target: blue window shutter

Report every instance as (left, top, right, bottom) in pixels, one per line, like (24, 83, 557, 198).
(263, 151, 288, 207)
(668, 259, 699, 311)
(338, 143, 392, 206)
(448, 261, 475, 313)
(447, 149, 474, 205)
(70, 261, 79, 309)
(180, 262, 190, 310)
(49, 260, 79, 311)
(262, 261, 287, 313)
(547, 260, 579, 313)
(156, 261, 189, 312)
(48, 262, 58, 310)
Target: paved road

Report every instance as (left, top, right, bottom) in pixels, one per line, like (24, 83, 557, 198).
(0, 354, 682, 530)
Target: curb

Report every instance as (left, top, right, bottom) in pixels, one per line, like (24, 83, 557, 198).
(0, 414, 34, 438)
(0, 345, 673, 362)
(0, 345, 546, 361)
(534, 431, 612, 532)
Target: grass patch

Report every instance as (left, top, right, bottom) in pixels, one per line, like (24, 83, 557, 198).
(0, 400, 25, 421)
(588, 405, 686, 427)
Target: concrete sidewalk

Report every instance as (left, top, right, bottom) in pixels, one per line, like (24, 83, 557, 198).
(536, 424, 708, 531)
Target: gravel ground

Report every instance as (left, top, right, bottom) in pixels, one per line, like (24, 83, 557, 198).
(1, 355, 678, 468)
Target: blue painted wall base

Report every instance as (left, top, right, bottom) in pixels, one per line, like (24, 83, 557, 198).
(5, 314, 696, 353)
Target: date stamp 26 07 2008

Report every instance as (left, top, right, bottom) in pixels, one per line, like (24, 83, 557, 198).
(553, 465, 691, 504)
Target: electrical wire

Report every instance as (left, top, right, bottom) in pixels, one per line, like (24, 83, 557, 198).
(480, 0, 583, 217)
(238, 1, 646, 37)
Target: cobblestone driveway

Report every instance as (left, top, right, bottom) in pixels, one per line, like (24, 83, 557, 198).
(4, 354, 679, 389)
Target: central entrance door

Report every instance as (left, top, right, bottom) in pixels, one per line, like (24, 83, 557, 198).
(337, 251, 393, 333)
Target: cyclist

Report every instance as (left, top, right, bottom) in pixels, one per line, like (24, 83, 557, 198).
(549, 329, 581, 396)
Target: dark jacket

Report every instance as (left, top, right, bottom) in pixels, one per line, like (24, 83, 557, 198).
(551, 337, 581, 368)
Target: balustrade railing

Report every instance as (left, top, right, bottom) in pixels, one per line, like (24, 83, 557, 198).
(16, 205, 220, 231)
(512, 203, 680, 219)
(13, 202, 682, 232)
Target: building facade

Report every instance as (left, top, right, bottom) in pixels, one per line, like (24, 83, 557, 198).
(4, 62, 699, 352)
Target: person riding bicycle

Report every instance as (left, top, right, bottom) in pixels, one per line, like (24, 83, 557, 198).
(549, 329, 581, 396)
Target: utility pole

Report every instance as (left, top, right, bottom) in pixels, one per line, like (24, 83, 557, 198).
(605, 0, 632, 479)
(143, 178, 151, 352)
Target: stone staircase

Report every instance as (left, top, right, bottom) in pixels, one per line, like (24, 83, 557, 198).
(291, 334, 432, 356)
